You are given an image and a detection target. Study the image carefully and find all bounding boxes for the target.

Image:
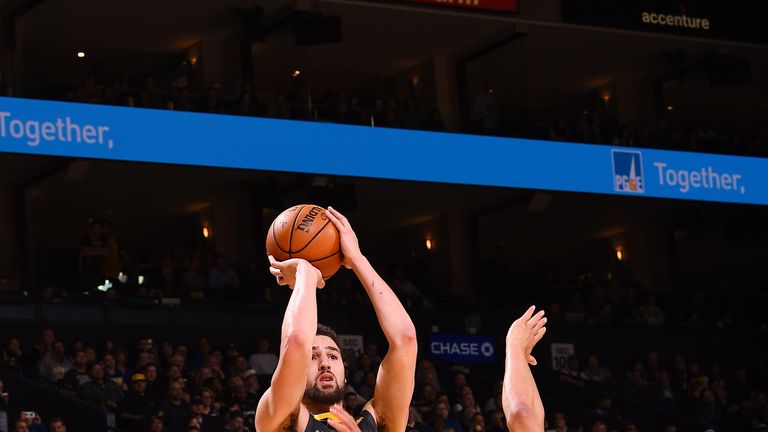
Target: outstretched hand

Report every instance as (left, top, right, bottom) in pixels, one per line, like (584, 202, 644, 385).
(506, 305, 547, 366)
(268, 256, 325, 289)
(325, 207, 362, 269)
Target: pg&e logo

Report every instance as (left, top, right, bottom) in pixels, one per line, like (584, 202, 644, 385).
(612, 150, 645, 193)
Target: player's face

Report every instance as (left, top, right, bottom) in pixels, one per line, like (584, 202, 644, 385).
(305, 335, 346, 405)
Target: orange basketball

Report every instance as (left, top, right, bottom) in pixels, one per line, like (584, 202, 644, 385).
(266, 204, 342, 279)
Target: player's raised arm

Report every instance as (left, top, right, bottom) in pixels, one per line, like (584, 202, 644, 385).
(255, 257, 324, 432)
(326, 207, 417, 432)
(503, 306, 547, 432)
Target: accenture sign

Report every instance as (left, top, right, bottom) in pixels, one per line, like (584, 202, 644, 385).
(561, 0, 768, 44)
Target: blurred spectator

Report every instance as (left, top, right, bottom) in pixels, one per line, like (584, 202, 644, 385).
(432, 401, 463, 432)
(157, 380, 189, 432)
(101, 219, 121, 280)
(79, 219, 109, 293)
(103, 352, 128, 388)
(38, 341, 72, 383)
(208, 255, 240, 300)
(545, 411, 569, 432)
(406, 406, 429, 432)
(79, 362, 124, 410)
(18, 411, 46, 432)
(582, 354, 610, 382)
(3, 337, 27, 368)
(181, 254, 206, 300)
(247, 339, 277, 378)
(560, 356, 584, 385)
(639, 294, 665, 326)
(119, 373, 156, 432)
(60, 350, 90, 393)
(32, 329, 55, 368)
(222, 411, 245, 432)
(48, 418, 66, 432)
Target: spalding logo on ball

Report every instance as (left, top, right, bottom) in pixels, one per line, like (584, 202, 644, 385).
(266, 205, 342, 278)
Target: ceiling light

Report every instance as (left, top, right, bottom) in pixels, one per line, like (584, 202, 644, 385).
(77, 51, 86, 58)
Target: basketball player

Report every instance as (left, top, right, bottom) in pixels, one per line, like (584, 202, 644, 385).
(503, 306, 547, 431)
(255, 207, 417, 432)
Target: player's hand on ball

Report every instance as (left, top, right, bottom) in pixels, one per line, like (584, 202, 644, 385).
(268, 256, 325, 289)
(506, 305, 547, 366)
(326, 207, 361, 269)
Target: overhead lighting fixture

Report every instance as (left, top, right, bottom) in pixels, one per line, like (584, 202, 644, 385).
(291, 70, 301, 77)
(425, 238, 433, 251)
(666, 105, 674, 111)
(77, 51, 86, 58)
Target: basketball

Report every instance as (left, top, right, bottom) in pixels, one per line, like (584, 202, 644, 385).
(266, 204, 342, 279)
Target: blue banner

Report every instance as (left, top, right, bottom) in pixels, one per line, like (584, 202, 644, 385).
(429, 334, 496, 364)
(1, 96, 766, 205)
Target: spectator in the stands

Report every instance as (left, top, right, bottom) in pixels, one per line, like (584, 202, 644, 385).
(60, 350, 90, 392)
(223, 411, 246, 432)
(590, 420, 608, 432)
(181, 254, 206, 300)
(432, 400, 463, 432)
(3, 336, 27, 368)
(32, 328, 55, 367)
(157, 380, 189, 432)
(79, 218, 109, 293)
(79, 362, 124, 410)
(39, 341, 73, 383)
(48, 418, 66, 432)
(247, 338, 277, 379)
(208, 255, 240, 300)
(103, 352, 128, 388)
(560, 355, 584, 385)
(582, 354, 611, 382)
(545, 411, 569, 432)
(119, 372, 156, 432)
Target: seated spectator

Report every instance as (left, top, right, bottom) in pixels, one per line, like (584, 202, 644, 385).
(627, 360, 648, 387)
(545, 411, 569, 432)
(39, 341, 73, 384)
(581, 354, 611, 382)
(103, 352, 128, 388)
(639, 294, 665, 326)
(432, 401, 463, 432)
(223, 411, 246, 432)
(243, 369, 260, 399)
(645, 351, 663, 385)
(119, 373, 157, 432)
(228, 356, 249, 380)
(406, 406, 429, 432)
(157, 380, 190, 432)
(594, 397, 620, 419)
(590, 420, 608, 432)
(18, 411, 46, 432)
(3, 336, 27, 369)
(32, 328, 55, 368)
(560, 355, 584, 385)
(485, 410, 505, 432)
(79, 362, 124, 410)
(247, 338, 278, 378)
(208, 255, 240, 300)
(181, 254, 206, 300)
(414, 383, 438, 414)
(48, 418, 66, 432)
(15, 419, 29, 432)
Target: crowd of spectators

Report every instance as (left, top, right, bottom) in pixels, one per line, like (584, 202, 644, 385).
(2, 325, 767, 432)
(34, 73, 767, 159)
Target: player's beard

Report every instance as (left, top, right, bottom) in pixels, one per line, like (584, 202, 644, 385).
(304, 376, 346, 405)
